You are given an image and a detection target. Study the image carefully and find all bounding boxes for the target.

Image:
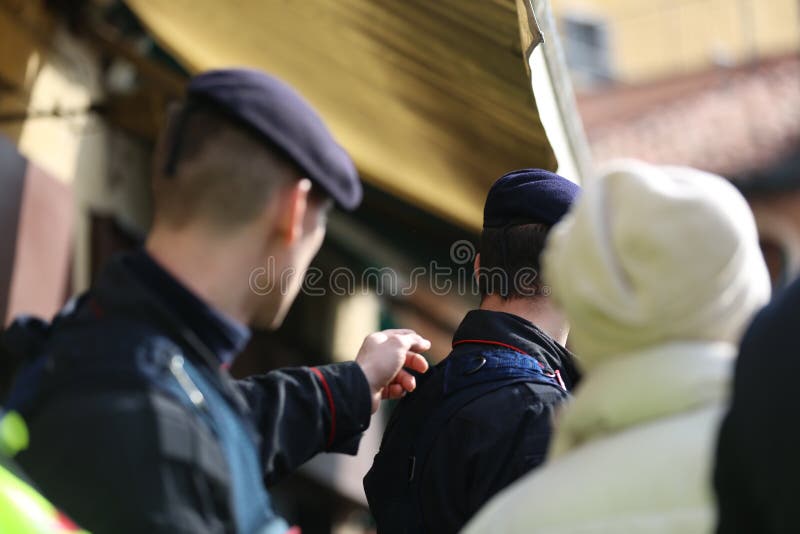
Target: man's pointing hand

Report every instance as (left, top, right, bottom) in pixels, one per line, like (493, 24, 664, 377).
(355, 329, 431, 414)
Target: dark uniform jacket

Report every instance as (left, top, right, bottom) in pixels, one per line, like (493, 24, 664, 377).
(364, 310, 581, 534)
(715, 278, 800, 534)
(3, 251, 372, 534)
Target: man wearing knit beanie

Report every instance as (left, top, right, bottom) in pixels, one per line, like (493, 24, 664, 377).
(364, 169, 583, 534)
(463, 160, 770, 534)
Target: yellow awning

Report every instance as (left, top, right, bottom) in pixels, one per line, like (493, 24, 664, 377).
(125, 0, 556, 231)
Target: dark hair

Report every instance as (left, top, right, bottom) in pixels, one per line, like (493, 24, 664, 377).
(151, 100, 305, 229)
(478, 223, 551, 299)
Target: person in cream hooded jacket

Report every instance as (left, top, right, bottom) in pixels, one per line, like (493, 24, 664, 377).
(463, 160, 771, 534)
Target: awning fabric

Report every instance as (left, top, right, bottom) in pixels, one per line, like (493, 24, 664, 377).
(125, 0, 556, 230)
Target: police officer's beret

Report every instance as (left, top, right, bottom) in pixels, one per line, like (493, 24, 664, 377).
(483, 169, 580, 228)
(187, 68, 362, 210)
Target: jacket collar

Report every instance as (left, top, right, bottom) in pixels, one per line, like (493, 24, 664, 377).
(550, 341, 735, 457)
(451, 309, 582, 390)
(95, 250, 250, 367)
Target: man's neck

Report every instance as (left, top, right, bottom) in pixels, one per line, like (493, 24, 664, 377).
(145, 225, 266, 326)
(479, 295, 569, 346)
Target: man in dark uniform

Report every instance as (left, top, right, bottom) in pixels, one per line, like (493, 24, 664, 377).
(364, 169, 582, 534)
(2, 69, 430, 534)
(714, 277, 800, 533)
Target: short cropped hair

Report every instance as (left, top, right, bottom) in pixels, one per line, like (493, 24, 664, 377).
(478, 223, 551, 299)
(151, 100, 301, 229)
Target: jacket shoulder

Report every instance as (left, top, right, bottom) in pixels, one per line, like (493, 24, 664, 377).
(7, 296, 187, 421)
(450, 382, 552, 428)
(443, 346, 568, 428)
(18, 387, 230, 534)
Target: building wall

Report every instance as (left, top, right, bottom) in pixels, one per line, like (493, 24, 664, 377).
(0, 4, 153, 304)
(551, 0, 800, 85)
(0, 4, 101, 301)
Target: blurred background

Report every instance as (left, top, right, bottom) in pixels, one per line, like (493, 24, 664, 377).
(553, 0, 800, 289)
(0, 0, 797, 532)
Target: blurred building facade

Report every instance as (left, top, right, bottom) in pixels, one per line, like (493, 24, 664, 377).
(551, 0, 799, 88)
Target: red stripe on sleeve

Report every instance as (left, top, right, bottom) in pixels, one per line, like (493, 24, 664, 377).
(310, 367, 336, 448)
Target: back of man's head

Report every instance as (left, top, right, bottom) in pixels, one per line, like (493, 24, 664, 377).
(152, 102, 297, 230)
(151, 68, 362, 232)
(478, 169, 580, 300)
(478, 223, 551, 298)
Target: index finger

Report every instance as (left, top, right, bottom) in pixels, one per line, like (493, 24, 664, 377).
(380, 329, 417, 336)
(393, 332, 432, 353)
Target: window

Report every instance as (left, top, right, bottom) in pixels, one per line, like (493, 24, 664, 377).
(561, 14, 613, 87)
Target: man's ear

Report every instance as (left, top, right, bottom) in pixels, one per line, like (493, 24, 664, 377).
(276, 178, 312, 245)
(473, 253, 481, 279)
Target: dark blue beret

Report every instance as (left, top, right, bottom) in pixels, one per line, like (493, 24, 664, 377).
(483, 169, 580, 228)
(187, 68, 362, 210)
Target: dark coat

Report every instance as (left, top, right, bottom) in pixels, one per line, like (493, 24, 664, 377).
(3, 252, 371, 534)
(363, 310, 581, 534)
(715, 278, 800, 534)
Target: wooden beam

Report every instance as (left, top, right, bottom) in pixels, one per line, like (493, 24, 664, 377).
(82, 19, 187, 98)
